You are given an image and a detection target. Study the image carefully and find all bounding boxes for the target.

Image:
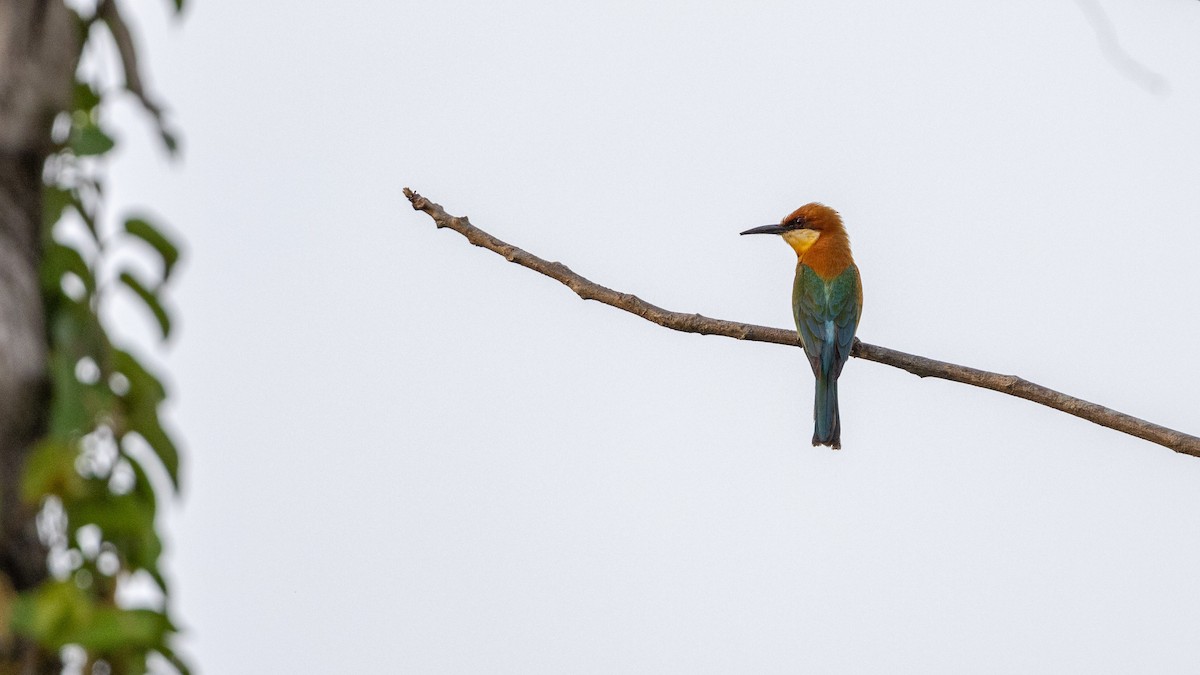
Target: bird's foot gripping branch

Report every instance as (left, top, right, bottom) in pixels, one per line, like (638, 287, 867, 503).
(403, 187, 1200, 458)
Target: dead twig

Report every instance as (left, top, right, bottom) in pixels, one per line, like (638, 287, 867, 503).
(97, 0, 178, 152)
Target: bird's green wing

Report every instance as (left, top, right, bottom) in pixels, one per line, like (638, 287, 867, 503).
(792, 264, 861, 378)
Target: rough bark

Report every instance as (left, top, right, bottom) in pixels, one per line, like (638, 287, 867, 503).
(0, 0, 78, 669)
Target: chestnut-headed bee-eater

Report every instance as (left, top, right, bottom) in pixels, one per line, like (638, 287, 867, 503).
(741, 204, 863, 449)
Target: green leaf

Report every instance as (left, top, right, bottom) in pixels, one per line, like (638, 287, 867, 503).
(69, 607, 171, 652)
(82, 608, 171, 650)
(49, 298, 109, 366)
(16, 580, 176, 652)
(58, 188, 100, 242)
(41, 242, 96, 298)
(68, 487, 165, 584)
(71, 123, 116, 156)
(125, 653, 150, 675)
(125, 454, 160, 512)
(43, 185, 73, 232)
(73, 80, 101, 113)
(122, 457, 167, 589)
(43, 300, 118, 442)
(113, 350, 180, 491)
(131, 530, 165, 588)
(124, 217, 180, 282)
(156, 644, 194, 675)
(119, 270, 172, 339)
(22, 439, 85, 502)
(67, 492, 155, 537)
(11, 581, 90, 648)
(170, 0, 185, 14)
(112, 349, 166, 404)
(48, 348, 90, 438)
(126, 426, 179, 494)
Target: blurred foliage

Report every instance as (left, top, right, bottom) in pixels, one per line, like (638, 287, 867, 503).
(7, 0, 190, 672)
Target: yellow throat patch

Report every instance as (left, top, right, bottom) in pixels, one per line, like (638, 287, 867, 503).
(782, 229, 820, 256)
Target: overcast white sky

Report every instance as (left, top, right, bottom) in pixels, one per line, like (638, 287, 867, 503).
(98, 0, 1200, 672)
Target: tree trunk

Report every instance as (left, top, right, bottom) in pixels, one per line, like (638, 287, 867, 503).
(0, 0, 78, 669)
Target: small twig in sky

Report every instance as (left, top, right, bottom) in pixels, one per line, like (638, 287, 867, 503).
(97, 0, 179, 152)
(1074, 0, 1169, 95)
(403, 188, 1200, 458)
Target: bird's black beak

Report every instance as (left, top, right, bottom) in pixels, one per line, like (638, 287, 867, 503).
(740, 224, 787, 236)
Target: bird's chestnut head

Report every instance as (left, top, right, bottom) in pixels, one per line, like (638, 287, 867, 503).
(741, 202, 844, 256)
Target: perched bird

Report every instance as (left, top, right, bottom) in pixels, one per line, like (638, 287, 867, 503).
(741, 204, 863, 449)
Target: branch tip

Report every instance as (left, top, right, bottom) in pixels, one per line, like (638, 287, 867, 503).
(404, 188, 430, 213)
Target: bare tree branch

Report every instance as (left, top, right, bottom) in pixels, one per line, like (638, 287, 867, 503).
(1074, 0, 1169, 96)
(403, 188, 1200, 459)
(97, 0, 178, 152)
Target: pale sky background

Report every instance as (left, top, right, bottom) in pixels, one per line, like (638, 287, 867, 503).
(91, 0, 1200, 672)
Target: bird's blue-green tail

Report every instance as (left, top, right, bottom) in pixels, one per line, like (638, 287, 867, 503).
(813, 373, 841, 449)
